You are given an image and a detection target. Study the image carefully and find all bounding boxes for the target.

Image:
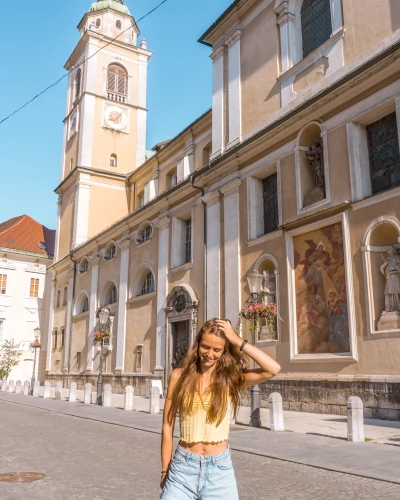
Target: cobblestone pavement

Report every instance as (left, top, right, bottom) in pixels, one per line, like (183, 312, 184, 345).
(1, 400, 400, 500)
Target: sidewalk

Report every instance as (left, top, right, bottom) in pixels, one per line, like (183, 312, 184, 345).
(1, 392, 400, 485)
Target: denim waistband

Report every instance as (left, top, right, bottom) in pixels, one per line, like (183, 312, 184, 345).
(175, 444, 231, 464)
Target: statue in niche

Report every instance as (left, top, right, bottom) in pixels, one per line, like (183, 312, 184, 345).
(261, 270, 276, 304)
(304, 141, 326, 207)
(377, 246, 400, 331)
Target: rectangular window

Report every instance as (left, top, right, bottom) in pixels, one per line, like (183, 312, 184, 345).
(53, 330, 58, 349)
(0, 320, 3, 343)
(0, 274, 7, 295)
(263, 173, 279, 235)
(30, 278, 40, 298)
(56, 290, 61, 307)
(61, 328, 65, 348)
(367, 112, 400, 195)
(63, 287, 68, 306)
(185, 219, 192, 263)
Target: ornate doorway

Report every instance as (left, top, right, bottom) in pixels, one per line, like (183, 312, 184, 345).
(164, 284, 199, 385)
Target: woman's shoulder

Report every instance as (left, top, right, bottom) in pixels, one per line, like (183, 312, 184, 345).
(170, 368, 183, 383)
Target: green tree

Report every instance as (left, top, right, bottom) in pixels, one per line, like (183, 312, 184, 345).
(0, 339, 23, 379)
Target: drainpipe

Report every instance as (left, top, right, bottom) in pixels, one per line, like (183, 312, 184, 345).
(190, 175, 207, 320)
(67, 253, 77, 378)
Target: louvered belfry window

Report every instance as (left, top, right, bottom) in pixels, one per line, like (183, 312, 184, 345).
(301, 0, 332, 58)
(74, 69, 82, 101)
(107, 64, 127, 103)
(367, 113, 400, 195)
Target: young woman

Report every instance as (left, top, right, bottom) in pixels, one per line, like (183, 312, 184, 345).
(160, 318, 281, 499)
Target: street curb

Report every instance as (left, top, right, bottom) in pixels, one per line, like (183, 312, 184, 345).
(1, 396, 400, 486)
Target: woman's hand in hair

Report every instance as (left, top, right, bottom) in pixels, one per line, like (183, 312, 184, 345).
(215, 319, 242, 348)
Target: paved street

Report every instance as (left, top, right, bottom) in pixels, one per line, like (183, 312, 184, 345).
(1, 400, 400, 499)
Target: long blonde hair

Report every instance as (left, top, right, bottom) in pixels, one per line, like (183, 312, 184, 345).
(168, 319, 248, 426)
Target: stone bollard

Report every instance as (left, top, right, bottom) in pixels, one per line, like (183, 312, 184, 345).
(84, 383, 92, 405)
(150, 387, 160, 414)
(103, 384, 112, 408)
(24, 381, 30, 396)
(347, 396, 365, 442)
(8, 380, 15, 393)
(69, 382, 77, 403)
(43, 381, 51, 399)
(124, 386, 134, 411)
(1, 379, 7, 392)
(15, 380, 22, 395)
(55, 381, 63, 400)
(269, 392, 285, 432)
(33, 381, 40, 397)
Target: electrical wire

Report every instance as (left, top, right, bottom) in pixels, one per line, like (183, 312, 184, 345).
(0, 0, 168, 125)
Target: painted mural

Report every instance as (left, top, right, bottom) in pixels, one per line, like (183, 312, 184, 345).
(293, 222, 350, 354)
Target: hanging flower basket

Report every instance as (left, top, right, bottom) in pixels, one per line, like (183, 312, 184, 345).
(92, 328, 111, 346)
(29, 341, 43, 351)
(237, 302, 277, 336)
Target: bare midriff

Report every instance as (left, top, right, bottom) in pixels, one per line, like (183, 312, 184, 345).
(179, 440, 228, 456)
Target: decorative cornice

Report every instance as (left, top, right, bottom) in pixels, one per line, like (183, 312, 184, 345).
(118, 238, 131, 250)
(202, 190, 221, 206)
(277, 11, 295, 26)
(210, 45, 225, 62)
(226, 29, 241, 47)
(156, 216, 170, 230)
(220, 178, 242, 197)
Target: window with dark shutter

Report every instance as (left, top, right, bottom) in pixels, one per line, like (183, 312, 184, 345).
(107, 64, 127, 103)
(263, 173, 279, 235)
(301, 0, 332, 58)
(367, 113, 400, 195)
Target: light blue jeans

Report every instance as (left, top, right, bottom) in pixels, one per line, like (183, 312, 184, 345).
(160, 444, 239, 500)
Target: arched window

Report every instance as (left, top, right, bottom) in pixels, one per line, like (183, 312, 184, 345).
(136, 221, 154, 245)
(108, 285, 118, 305)
(143, 224, 153, 242)
(301, 0, 332, 58)
(141, 272, 155, 295)
(116, 20, 122, 30)
(107, 64, 127, 103)
(82, 296, 89, 313)
(95, 18, 101, 29)
(110, 154, 117, 168)
(104, 242, 117, 261)
(74, 69, 82, 102)
(79, 257, 89, 274)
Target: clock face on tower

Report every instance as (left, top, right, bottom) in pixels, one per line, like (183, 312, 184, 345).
(104, 105, 128, 132)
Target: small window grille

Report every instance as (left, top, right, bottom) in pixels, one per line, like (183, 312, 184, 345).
(110, 154, 117, 168)
(185, 219, 192, 263)
(301, 0, 332, 58)
(0, 274, 7, 295)
(262, 173, 279, 235)
(63, 287, 68, 306)
(61, 328, 65, 348)
(95, 18, 101, 28)
(143, 225, 153, 242)
(105, 243, 117, 261)
(30, 278, 40, 298)
(367, 112, 400, 195)
(53, 331, 58, 349)
(56, 290, 61, 307)
(116, 20, 122, 30)
(141, 272, 155, 295)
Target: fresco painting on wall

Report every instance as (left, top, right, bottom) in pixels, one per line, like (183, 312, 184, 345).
(294, 222, 350, 354)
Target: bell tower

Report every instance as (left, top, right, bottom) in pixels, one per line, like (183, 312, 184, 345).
(55, 0, 152, 260)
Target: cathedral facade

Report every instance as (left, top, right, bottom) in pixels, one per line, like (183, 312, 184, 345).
(47, 0, 400, 417)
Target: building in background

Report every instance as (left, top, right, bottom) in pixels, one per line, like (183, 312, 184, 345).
(46, 0, 400, 417)
(0, 215, 55, 382)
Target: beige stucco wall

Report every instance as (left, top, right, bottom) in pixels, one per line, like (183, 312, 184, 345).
(88, 185, 129, 239)
(58, 189, 75, 260)
(241, 1, 281, 137)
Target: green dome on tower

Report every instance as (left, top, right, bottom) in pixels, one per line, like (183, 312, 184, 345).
(89, 0, 131, 15)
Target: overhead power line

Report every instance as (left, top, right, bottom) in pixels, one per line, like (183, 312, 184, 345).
(0, 0, 168, 125)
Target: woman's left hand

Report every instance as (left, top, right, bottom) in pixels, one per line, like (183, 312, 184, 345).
(215, 320, 241, 347)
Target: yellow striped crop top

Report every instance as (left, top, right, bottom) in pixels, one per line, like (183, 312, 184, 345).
(179, 392, 231, 444)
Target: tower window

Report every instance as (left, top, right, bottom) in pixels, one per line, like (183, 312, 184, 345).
(95, 18, 101, 28)
(107, 64, 127, 103)
(110, 154, 117, 168)
(116, 20, 122, 30)
(74, 69, 82, 102)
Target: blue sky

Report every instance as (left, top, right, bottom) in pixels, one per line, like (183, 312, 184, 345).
(0, 0, 232, 229)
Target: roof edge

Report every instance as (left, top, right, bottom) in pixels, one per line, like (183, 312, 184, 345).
(198, 0, 241, 46)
